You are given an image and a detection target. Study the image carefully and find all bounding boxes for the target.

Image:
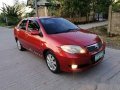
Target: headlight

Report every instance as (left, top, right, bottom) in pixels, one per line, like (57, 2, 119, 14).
(60, 45, 86, 54)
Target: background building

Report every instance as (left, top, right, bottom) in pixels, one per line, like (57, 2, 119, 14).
(27, 0, 51, 16)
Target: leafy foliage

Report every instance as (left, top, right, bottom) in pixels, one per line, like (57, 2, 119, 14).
(0, 1, 25, 26)
(112, 0, 120, 12)
(1, 4, 22, 17)
(25, 10, 35, 17)
(49, 0, 112, 21)
(91, 0, 112, 20)
(48, 0, 61, 16)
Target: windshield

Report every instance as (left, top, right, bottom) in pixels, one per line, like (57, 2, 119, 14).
(40, 18, 79, 34)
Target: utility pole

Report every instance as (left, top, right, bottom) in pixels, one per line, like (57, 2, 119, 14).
(35, 0, 38, 17)
(45, 6, 48, 16)
(108, 5, 112, 35)
(2, 3, 8, 26)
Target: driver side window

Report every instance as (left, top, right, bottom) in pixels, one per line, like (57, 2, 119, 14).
(28, 20, 40, 31)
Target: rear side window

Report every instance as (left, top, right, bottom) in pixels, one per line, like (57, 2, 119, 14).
(19, 20, 27, 30)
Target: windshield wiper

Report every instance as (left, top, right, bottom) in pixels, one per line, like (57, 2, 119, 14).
(53, 32, 61, 34)
(52, 28, 79, 34)
(65, 28, 79, 32)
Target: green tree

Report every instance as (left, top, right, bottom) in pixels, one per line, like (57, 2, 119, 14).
(112, 0, 120, 12)
(0, 0, 26, 25)
(25, 9, 35, 17)
(49, 0, 112, 22)
(59, 0, 91, 18)
(91, 0, 112, 20)
(47, 0, 61, 16)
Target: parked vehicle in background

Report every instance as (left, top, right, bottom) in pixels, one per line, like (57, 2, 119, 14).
(14, 17, 106, 73)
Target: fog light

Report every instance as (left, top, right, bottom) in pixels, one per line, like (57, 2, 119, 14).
(71, 64, 78, 69)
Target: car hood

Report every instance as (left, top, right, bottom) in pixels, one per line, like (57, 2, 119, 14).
(49, 30, 100, 47)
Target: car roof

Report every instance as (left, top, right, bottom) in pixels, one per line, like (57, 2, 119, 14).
(23, 16, 59, 21)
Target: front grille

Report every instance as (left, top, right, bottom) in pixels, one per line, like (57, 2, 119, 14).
(87, 42, 102, 52)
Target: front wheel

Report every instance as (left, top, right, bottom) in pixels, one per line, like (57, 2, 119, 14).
(16, 40, 26, 51)
(45, 51, 61, 74)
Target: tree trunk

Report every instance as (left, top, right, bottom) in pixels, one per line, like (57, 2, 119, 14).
(98, 13, 99, 21)
(86, 13, 89, 23)
(93, 12, 96, 21)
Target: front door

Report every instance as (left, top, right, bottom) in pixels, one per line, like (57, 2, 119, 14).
(26, 20, 43, 56)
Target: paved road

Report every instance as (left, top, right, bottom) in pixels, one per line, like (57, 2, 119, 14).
(0, 27, 120, 90)
(78, 21, 108, 29)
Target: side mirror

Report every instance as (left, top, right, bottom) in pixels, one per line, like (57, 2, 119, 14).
(39, 31, 43, 37)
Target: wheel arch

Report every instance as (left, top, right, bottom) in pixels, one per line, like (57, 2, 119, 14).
(43, 48, 54, 59)
(43, 48, 61, 73)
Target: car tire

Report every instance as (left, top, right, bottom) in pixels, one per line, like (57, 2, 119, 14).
(16, 40, 26, 51)
(45, 51, 61, 74)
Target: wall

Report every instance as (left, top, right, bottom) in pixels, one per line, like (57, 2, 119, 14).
(38, 6, 48, 17)
(111, 12, 120, 35)
(66, 16, 93, 23)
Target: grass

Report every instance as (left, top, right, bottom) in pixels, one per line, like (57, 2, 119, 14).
(0, 22, 15, 28)
(89, 26, 120, 50)
(0, 22, 6, 27)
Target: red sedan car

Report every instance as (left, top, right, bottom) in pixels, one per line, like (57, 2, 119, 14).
(14, 17, 105, 73)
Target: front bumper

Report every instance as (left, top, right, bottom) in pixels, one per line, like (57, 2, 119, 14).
(55, 43, 106, 72)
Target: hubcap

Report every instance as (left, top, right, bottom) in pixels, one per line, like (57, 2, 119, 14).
(46, 54, 57, 71)
(17, 40, 21, 50)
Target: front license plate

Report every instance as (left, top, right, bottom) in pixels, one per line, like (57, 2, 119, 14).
(95, 51, 104, 62)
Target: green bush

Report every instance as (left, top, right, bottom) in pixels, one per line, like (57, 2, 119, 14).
(7, 16, 20, 26)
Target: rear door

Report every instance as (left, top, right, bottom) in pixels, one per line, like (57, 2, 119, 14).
(17, 20, 29, 48)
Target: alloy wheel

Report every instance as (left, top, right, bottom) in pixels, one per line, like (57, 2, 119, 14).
(46, 54, 57, 71)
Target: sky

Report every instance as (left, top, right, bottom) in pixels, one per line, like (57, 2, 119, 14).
(0, 0, 33, 13)
(0, 0, 27, 9)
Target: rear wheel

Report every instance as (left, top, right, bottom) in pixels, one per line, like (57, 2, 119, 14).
(16, 40, 26, 51)
(45, 51, 61, 74)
